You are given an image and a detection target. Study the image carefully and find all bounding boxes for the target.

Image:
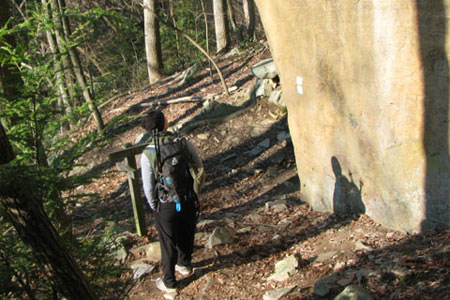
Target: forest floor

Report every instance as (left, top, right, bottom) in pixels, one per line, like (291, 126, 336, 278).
(72, 45, 449, 300)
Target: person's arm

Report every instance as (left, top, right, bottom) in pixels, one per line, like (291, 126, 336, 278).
(185, 139, 206, 195)
(141, 149, 158, 211)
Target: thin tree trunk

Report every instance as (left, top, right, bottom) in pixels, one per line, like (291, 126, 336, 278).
(242, 0, 255, 39)
(0, 124, 15, 164)
(226, 0, 242, 41)
(200, 0, 213, 80)
(169, 0, 184, 68)
(143, 0, 164, 84)
(55, 0, 78, 106)
(42, 0, 72, 122)
(77, 46, 105, 76)
(56, 0, 104, 134)
(213, 0, 229, 53)
(154, 14, 230, 96)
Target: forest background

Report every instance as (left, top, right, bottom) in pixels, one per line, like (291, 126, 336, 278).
(0, 0, 262, 298)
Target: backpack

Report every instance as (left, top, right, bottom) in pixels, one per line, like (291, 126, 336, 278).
(151, 132, 195, 212)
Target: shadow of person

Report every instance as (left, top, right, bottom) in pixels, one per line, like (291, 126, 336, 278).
(331, 156, 365, 215)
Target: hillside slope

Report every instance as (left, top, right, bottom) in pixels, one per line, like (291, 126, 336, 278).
(73, 46, 449, 300)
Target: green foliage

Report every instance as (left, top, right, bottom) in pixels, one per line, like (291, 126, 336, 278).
(74, 231, 132, 299)
(0, 214, 131, 299)
(161, 0, 209, 74)
(0, 8, 62, 164)
(0, 219, 53, 299)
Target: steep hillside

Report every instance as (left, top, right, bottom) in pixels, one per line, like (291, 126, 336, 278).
(72, 46, 449, 300)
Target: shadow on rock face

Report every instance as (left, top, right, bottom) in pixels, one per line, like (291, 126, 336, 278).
(331, 156, 365, 216)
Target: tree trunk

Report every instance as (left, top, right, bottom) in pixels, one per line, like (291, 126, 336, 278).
(226, 0, 242, 41)
(143, 0, 164, 84)
(55, 0, 78, 106)
(0, 124, 15, 164)
(0, 126, 98, 300)
(0, 0, 22, 128)
(200, 0, 213, 79)
(169, 0, 184, 68)
(56, 0, 104, 134)
(42, 0, 72, 121)
(242, 0, 255, 38)
(213, 0, 229, 53)
(154, 14, 230, 96)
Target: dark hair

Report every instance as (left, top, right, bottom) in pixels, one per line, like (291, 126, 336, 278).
(141, 110, 165, 133)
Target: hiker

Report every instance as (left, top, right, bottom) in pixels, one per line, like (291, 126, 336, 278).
(140, 110, 205, 294)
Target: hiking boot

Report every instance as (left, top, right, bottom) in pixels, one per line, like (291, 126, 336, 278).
(175, 264, 193, 276)
(156, 277, 177, 294)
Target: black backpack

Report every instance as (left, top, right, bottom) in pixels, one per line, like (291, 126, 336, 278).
(153, 132, 195, 212)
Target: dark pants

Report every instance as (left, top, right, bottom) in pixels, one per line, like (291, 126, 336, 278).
(154, 200, 197, 288)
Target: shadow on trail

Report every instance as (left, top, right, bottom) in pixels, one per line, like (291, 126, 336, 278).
(180, 210, 361, 287)
(99, 55, 255, 150)
(181, 213, 448, 298)
(201, 115, 290, 194)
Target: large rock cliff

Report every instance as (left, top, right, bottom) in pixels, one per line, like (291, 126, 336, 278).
(254, 0, 449, 232)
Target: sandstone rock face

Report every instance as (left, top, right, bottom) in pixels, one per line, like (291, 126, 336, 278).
(254, 1, 449, 232)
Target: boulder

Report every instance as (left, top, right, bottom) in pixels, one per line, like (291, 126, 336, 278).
(254, 0, 450, 232)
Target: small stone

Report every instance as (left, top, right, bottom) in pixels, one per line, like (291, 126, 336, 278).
(314, 278, 330, 297)
(145, 242, 161, 261)
(250, 126, 267, 137)
(277, 131, 290, 142)
(245, 212, 264, 223)
(356, 268, 373, 283)
(195, 232, 209, 240)
(130, 263, 155, 280)
(236, 248, 252, 257)
(268, 255, 300, 282)
(315, 251, 338, 263)
(334, 261, 346, 271)
(237, 226, 252, 234)
(263, 286, 296, 300)
(258, 138, 271, 149)
(197, 219, 216, 228)
(334, 285, 373, 300)
(268, 90, 285, 107)
(355, 240, 373, 251)
(113, 247, 128, 262)
(197, 133, 209, 140)
(337, 275, 354, 287)
(206, 227, 234, 248)
(265, 199, 288, 209)
(228, 86, 238, 93)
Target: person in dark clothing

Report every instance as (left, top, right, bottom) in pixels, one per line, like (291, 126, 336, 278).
(140, 110, 205, 294)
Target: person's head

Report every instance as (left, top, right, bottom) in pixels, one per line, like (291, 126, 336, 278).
(141, 110, 168, 133)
